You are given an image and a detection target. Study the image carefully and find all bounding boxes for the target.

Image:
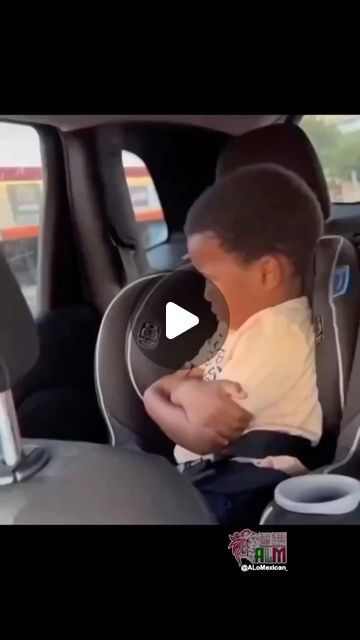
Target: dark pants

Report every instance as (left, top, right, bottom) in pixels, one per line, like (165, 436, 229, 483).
(181, 431, 315, 525)
(190, 460, 289, 525)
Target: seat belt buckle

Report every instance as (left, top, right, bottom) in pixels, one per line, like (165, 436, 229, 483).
(178, 457, 217, 481)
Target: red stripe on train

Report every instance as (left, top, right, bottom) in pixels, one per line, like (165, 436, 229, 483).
(135, 209, 163, 222)
(0, 167, 43, 181)
(0, 211, 163, 241)
(124, 167, 151, 178)
(0, 225, 39, 240)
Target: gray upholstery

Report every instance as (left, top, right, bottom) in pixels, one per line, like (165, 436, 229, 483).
(310, 236, 360, 436)
(0, 440, 214, 524)
(95, 268, 215, 456)
(95, 274, 175, 457)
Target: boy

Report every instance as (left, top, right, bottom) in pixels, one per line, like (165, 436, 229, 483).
(143, 163, 324, 523)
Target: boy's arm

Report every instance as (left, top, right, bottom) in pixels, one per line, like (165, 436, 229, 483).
(171, 378, 251, 438)
(144, 371, 253, 454)
(146, 366, 202, 400)
(143, 376, 228, 454)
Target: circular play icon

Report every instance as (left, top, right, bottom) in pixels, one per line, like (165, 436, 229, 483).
(128, 266, 230, 372)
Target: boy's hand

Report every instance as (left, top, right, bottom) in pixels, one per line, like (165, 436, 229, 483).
(143, 373, 253, 457)
(171, 378, 253, 442)
(150, 367, 196, 393)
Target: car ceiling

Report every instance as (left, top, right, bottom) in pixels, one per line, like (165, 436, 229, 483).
(0, 114, 291, 134)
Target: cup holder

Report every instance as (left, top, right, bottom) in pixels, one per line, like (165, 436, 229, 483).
(274, 474, 360, 515)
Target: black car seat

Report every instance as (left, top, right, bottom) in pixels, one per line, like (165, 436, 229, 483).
(13, 305, 108, 444)
(95, 123, 360, 470)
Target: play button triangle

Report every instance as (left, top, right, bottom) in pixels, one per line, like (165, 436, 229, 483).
(166, 302, 199, 339)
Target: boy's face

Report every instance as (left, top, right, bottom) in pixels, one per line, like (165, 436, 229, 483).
(187, 231, 286, 329)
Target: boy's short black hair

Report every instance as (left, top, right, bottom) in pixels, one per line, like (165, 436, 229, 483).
(184, 163, 324, 277)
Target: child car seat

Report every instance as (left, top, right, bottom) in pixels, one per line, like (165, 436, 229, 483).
(95, 124, 360, 472)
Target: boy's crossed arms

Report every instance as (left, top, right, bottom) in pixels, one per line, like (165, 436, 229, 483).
(144, 369, 253, 457)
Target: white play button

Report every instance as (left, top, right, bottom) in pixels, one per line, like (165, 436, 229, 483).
(166, 302, 199, 339)
(130, 269, 229, 369)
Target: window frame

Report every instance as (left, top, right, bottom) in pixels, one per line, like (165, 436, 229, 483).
(122, 149, 168, 252)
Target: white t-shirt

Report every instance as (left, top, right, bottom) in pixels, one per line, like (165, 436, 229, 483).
(175, 297, 323, 474)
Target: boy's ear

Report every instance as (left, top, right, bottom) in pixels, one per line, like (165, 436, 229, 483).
(259, 255, 283, 289)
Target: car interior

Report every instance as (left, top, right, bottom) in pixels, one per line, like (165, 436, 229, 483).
(2, 114, 360, 524)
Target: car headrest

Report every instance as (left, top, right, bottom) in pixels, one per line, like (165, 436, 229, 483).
(310, 236, 360, 439)
(0, 248, 39, 391)
(216, 123, 331, 220)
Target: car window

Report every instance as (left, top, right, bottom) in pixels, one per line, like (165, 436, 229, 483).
(301, 115, 360, 203)
(122, 151, 168, 250)
(0, 122, 43, 315)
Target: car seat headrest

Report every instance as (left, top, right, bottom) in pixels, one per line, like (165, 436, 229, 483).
(216, 123, 331, 220)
